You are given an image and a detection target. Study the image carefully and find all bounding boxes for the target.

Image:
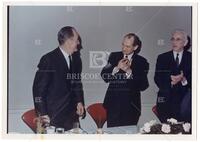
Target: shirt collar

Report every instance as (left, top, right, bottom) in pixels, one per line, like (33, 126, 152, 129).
(59, 46, 70, 58)
(173, 50, 183, 58)
(124, 52, 134, 61)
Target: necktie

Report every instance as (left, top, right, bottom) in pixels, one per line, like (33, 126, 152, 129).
(68, 55, 72, 73)
(175, 53, 179, 67)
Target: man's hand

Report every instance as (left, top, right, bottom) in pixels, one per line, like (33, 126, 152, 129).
(76, 102, 84, 116)
(117, 58, 131, 72)
(117, 58, 127, 69)
(39, 115, 50, 127)
(171, 71, 184, 85)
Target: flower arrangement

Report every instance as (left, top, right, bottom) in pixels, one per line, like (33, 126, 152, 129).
(140, 118, 191, 134)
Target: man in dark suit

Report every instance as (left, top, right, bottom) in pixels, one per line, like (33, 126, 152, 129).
(101, 33, 149, 127)
(33, 26, 85, 130)
(154, 30, 191, 123)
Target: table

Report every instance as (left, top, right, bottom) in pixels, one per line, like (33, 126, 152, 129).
(103, 125, 138, 134)
(82, 125, 138, 134)
(46, 125, 138, 134)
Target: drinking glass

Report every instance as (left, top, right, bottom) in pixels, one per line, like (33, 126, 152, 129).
(72, 122, 80, 133)
(55, 127, 65, 134)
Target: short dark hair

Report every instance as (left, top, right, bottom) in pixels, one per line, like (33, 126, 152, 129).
(77, 36, 83, 50)
(57, 26, 75, 45)
(184, 35, 191, 51)
(124, 33, 142, 54)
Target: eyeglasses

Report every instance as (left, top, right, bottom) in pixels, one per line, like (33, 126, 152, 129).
(170, 37, 184, 42)
(122, 43, 133, 48)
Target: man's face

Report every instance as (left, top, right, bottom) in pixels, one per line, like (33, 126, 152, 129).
(63, 29, 80, 54)
(171, 32, 187, 52)
(122, 37, 137, 55)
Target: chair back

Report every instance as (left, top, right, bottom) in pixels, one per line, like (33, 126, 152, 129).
(152, 105, 158, 116)
(21, 109, 37, 133)
(152, 105, 163, 122)
(87, 103, 107, 128)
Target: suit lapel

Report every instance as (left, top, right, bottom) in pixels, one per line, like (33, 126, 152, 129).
(169, 51, 177, 70)
(57, 47, 70, 72)
(178, 50, 186, 69)
(115, 52, 123, 66)
(130, 52, 137, 68)
(119, 52, 124, 60)
(170, 50, 188, 75)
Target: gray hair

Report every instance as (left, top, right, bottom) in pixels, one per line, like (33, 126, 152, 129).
(172, 29, 188, 42)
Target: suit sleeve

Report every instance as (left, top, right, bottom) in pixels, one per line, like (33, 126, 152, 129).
(32, 55, 52, 116)
(184, 70, 191, 88)
(101, 53, 117, 83)
(154, 55, 171, 90)
(127, 58, 149, 92)
(184, 54, 192, 88)
(73, 55, 84, 105)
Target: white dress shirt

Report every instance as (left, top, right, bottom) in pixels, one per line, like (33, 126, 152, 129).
(59, 47, 71, 69)
(173, 50, 183, 65)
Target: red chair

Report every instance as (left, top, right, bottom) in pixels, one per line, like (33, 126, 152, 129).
(152, 105, 158, 116)
(152, 105, 162, 122)
(21, 109, 38, 133)
(87, 103, 107, 128)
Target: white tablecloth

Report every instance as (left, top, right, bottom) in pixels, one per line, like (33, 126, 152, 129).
(46, 125, 138, 134)
(82, 125, 138, 134)
(104, 125, 138, 134)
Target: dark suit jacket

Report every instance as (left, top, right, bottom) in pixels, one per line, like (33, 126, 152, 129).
(33, 47, 84, 130)
(154, 50, 191, 122)
(101, 52, 149, 127)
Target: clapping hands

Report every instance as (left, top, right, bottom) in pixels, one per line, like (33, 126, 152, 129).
(171, 71, 186, 85)
(117, 58, 131, 72)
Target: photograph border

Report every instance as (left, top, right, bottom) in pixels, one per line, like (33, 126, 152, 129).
(1, 1, 198, 140)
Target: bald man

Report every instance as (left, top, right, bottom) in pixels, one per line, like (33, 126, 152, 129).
(33, 26, 85, 131)
(154, 30, 191, 123)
